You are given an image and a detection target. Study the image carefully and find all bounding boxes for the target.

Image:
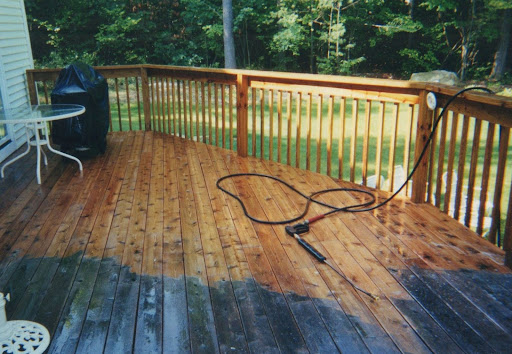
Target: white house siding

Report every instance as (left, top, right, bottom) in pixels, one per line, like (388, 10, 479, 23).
(0, 0, 34, 162)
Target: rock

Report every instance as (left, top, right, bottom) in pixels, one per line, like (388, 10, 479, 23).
(410, 70, 460, 85)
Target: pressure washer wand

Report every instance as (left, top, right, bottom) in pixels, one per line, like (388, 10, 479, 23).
(285, 222, 379, 301)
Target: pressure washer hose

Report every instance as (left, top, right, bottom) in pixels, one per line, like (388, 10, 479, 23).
(216, 86, 494, 299)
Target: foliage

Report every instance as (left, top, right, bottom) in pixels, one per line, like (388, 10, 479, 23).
(24, 0, 509, 80)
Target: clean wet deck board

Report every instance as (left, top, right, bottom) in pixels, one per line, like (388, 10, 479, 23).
(0, 131, 511, 353)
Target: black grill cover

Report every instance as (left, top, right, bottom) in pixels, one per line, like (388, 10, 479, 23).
(51, 62, 109, 153)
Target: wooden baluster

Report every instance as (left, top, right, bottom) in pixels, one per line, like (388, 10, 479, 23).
(150, 77, 156, 131)
(296, 92, 302, 168)
(426, 108, 439, 203)
(195, 81, 200, 141)
(349, 98, 359, 182)
(222, 84, 227, 148)
(26, 71, 37, 104)
(268, 89, 274, 161)
(235, 74, 248, 157)
(362, 100, 372, 185)
(387, 103, 399, 192)
(182, 81, 188, 138)
(443, 112, 459, 214)
(434, 108, 449, 208)
(403, 104, 415, 194)
(251, 87, 256, 156)
(115, 78, 123, 132)
(477, 123, 495, 234)
(338, 97, 346, 180)
(465, 119, 482, 228)
(277, 91, 283, 163)
(166, 78, 171, 134)
(157, 77, 162, 133)
(140, 67, 151, 131)
(155, 77, 162, 132)
(156, 77, 162, 132)
(171, 79, 177, 135)
(124, 77, 133, 131)
(375, 101, 385, 189)
(189, 81, 193, 139)
(162, 77, 167, 133)
(454, 115, 470, 220)
(177, 80, 182, 137)
(202, 82, 206, 143)
(43, 81, 49, 104)
(326, 95, 334, 176)
(214, 83, 219, 146)
(108, 104, 113, 132)
(136, 77, 142, 130)
(229, 85, 233, 149)
(208, 83, 212, 144)
(488, 127, 510, 244)
(107, 79, 113, 132)
(316, 94, 324, 173)
(287, 92, 292, 166)
(306, 93, 313, 171)
(186, 80, 191, 138)
(260, 88, 264, 157)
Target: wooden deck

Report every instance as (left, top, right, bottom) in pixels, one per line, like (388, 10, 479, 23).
(1, 131, 511, 353)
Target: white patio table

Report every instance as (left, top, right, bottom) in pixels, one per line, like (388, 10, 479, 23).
(0, 104, 85, 184)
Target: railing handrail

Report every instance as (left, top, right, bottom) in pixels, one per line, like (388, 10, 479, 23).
(28, 63, 512, 111)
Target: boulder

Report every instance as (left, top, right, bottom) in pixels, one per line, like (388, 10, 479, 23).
(410, 70, 460, 85)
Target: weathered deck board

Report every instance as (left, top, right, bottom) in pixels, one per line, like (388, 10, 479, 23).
(0, 131, 510, 354)
(195, 142, 279, 353)
(258, 158, 462, 353)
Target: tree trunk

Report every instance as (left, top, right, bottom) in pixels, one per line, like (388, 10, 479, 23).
(407, 0, 416, 48)
(490, 9, 511, 80)
(310, 0, 315, 73)
(460, 0, 476, 81)
(222, 0, 236, 68)
(460, 28, 470, 80)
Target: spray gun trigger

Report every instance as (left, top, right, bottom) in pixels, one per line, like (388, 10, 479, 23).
(285, 222, 310, 236)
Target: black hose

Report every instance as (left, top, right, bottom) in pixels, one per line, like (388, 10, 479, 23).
(217, 86, 494, 223)
(348, 86, 494, 212)
(216, 172, 376, 224)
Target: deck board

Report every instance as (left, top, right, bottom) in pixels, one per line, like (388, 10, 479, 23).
(0, 131, 510, 353)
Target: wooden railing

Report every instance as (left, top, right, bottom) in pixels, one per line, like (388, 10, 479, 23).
(26, 65, 512, 267)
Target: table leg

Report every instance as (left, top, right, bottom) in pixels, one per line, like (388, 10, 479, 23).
(35, 123, 42, 184)
(0, 125, 32, 179)
(41, 146, 48, 166)
(42, 123, 83, 172)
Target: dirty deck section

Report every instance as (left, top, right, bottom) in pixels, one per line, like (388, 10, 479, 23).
(0, 131, 511, 353)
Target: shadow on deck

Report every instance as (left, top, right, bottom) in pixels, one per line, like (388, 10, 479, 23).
(0, 131, 511, 353)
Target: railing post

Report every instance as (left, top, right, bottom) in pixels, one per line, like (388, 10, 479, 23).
(26, 71, 38, 105)
(411, 90, 433, 203)
(236, 73, 249, 157)
(140, 66, 152, 131)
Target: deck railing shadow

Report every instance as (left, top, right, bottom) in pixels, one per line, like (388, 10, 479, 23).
(26, 65, 512, 266)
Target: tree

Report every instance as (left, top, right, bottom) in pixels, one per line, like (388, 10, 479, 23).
(24, 0, 508, 81)
(421, 0, 508, 80)
(222, 0, 236, 68)
(490, 4, 511, 79)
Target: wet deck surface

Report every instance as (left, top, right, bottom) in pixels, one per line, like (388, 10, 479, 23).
(0, 131, 511, 353)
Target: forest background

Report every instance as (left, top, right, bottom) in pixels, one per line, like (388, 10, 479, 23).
(25, 0, 511, 85)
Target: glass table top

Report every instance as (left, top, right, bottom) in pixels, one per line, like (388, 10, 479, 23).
(0, 104, 85, 124)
